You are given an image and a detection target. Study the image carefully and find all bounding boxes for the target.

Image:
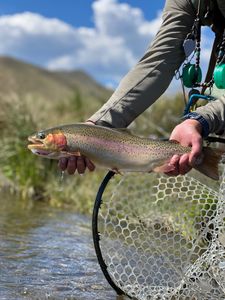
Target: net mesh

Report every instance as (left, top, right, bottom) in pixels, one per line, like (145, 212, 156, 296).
(97, 169, 225, 300)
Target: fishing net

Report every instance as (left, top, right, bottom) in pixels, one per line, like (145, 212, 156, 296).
(93, 169, 225, 300)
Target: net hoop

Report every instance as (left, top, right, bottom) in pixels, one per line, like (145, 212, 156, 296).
(92, 171, 127, 297)
(92, 170, 225, 299)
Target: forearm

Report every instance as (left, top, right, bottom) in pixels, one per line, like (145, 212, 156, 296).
(195, 93, 225, 134)
(89, 0, 195, 128)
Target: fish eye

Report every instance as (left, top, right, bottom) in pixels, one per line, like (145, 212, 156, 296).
(37, 132, 45, 139)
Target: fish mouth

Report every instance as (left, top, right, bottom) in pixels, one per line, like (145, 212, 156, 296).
(28, 136, 43, 144)
(27, 137, 52, 156)
(27, 136, 66, 159)
(28, 137, 45, 149)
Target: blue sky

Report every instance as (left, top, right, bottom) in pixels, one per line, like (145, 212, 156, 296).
(0, 0, 165, 27)
(0, 0, 213, 90)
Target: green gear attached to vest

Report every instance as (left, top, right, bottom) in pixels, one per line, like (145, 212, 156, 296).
(183, 0, 225, 91)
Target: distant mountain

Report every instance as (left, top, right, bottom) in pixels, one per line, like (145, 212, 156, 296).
(0, 56, 111, 101)
(53, 70, 112, 102)
(0, 56, 112, 126)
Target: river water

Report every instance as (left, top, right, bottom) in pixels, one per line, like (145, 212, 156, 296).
(0, 194, 126, 300)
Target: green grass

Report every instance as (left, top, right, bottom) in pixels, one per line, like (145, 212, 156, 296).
(0, 93, 107, 212)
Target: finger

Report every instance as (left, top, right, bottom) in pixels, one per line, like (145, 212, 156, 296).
(85, 157, 95, 172)
(58, 158, 68, 171)
(189, 136, 203, 166)
(168, 154, 180, 169)
(165, 154, 180, 176)
(67, 157, 77, 175)
(179, 153, 192, 175)
(77, 156, 86, 174)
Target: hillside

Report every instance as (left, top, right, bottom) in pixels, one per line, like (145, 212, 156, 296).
(0, 56, 112, 127)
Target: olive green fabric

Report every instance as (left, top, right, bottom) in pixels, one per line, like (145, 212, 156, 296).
(216, 0, 225, 17)
(191, 0, 225, 25)
(190, 0, 214, 25)
(205, 85, 225, 99)
(196, 89, 225, 134)
(89, 0, 225, 135)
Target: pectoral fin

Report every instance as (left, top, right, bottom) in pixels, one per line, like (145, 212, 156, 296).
(60, 151, 81, 157)
(153, 163, 175, 173)
(73, 151, 81, 156)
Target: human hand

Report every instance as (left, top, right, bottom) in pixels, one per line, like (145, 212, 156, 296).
(165, 119, 203, 176)
(58, 121, 96, 175)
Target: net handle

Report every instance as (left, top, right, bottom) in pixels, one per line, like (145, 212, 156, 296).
(92, 171, 129, 297)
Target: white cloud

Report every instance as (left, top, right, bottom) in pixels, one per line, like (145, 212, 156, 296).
(0, 12, 82, 64)
(0, 0, 163, 85)
(0, 12, 74, 34)
(92, 0, 160, 56)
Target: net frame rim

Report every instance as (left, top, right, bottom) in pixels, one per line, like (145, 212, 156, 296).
(92, 170, 130, 297)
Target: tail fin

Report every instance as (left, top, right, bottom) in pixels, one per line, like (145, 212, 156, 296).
(194, 147, 225, 180)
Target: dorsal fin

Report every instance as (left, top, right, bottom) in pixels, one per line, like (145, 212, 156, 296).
(113, 128, 132, 134)
(169, 139, 179, 144)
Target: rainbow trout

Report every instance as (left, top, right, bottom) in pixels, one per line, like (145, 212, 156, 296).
(27, 123, 223, 180)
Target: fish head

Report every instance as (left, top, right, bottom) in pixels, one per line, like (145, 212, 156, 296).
(27, 129, 68, 159)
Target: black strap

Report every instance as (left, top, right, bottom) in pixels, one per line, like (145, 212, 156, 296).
(201, 0, 225, 94)
(211, 0, 225, 34)
(201, 32, 222, 94)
